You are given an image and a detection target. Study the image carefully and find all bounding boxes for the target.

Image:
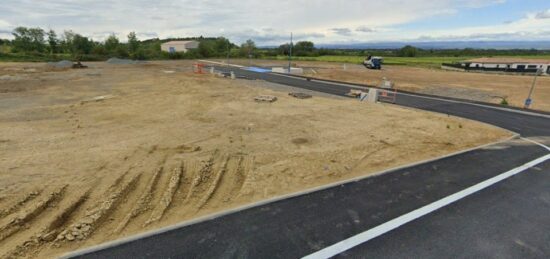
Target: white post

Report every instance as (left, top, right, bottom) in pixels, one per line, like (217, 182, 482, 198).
(367, 89, 378, 103)
(230, 71, 236, 80)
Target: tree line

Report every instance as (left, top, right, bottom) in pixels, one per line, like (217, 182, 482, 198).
(0, 26, 260, 61)
(261, 43, 549, 58)
(1, 26, 549, 62)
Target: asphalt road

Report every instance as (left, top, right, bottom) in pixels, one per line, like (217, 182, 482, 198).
(339, 160, 550, 259)
(68, 66, 550, 259)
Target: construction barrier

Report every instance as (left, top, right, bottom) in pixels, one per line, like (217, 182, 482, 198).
(193, 63, 205, 74)
(377, 89, 397, 103)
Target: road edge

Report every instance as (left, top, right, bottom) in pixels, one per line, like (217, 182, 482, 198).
(59, 133, 520, 259)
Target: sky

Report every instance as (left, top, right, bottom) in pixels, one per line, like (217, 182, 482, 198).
(1, 0, 550, 45)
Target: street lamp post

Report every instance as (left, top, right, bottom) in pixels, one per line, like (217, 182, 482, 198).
(288, 32, 293, 74)
(226, 41, 230, 67)
(524, 68, 543, 109)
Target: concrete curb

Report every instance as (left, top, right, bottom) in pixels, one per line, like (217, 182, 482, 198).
(60, 133, 520, 259)
(198, 59, 244, 68)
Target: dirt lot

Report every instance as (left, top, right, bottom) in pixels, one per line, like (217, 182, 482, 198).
(218, 59, 550, 112)
(0, 60, 510, 258)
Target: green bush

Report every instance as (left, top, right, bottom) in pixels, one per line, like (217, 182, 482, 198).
(500, 98, 509, 106)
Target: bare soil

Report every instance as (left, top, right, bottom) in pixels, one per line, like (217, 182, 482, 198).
(218, 59, 550, 112)
(0, 60, 510, 258)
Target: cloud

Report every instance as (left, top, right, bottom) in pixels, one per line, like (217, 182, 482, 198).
(535, 9, 550, 19)
(456, 0, 506, 8)
(356, 26, 375, 33)
(0, 19, 10, 26)
(226, 29, 325, 46)
(0, 0, 512, 45)
(331, 28, 353, 36)
(414, 14, 550, 42)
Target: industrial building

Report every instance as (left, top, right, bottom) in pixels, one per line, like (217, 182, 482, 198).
(444, 58, 550, 75)
(160, 41, 199, 53)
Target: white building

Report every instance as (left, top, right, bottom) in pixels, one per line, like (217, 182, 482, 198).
(459, 58, 550, 75)
(161, 41, 199, 53)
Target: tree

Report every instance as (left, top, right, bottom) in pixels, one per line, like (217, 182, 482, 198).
(91, 45, 107, 56)
(198, 41, 216, 58)
(63, 31, 93, 59)
(104, 34, 120, 55)
(60, 30, 76, 53)
(46, 29, 58, 54)
(12, 27, 46, 53)
(127, 32, 139, 57)
(278, 43, 290, 55)
(214, 37, 231, 56)
(116, 45, 129, 58)
(240, 39, 256, 58)
(397, 45, 418, 57)
(294, 41, 315, 56)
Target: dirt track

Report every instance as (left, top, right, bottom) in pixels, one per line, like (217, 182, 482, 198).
(0, 61, 510, 258)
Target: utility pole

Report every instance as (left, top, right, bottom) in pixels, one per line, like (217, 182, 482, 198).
(524, 68, 543, 109)
(226, 41, 230, 67)
(288, 32, 293, 73)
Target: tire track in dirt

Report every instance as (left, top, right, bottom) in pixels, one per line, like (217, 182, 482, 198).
(180, 155, 218, 212)
(202, 155, 252, 209)
(144, 163, 184, 226)
(113, 166, 164, 233)
(0, 186, 67, 242)
(55, 173, 141, 242)
(233, 156, 254, 199)
(0, 190, 42, 218)
(2, 187, 92, 259)
(193, 155, 229, 212)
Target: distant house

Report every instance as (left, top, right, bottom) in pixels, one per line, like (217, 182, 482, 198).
(445, 58, 550, 75)
(161, 41, 199, 53)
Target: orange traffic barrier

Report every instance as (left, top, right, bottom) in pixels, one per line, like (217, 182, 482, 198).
(193, 63, 205, 74)
(378, 89, 397, 103)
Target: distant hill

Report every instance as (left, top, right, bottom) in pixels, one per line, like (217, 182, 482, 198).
(314, 41, 550, 50)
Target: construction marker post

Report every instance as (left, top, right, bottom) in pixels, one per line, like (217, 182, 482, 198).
(230, 71, 236, 80)
(193, 63, 205, 74)
(378, 89, 397, 104)
(524, 68, 542, 109)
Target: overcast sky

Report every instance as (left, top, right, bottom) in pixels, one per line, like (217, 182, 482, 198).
(1, 0, 550, 45)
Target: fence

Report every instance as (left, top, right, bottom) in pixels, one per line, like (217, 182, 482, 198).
(441, 63, 541, 74)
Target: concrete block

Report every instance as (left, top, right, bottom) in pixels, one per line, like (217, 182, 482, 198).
(367, 89, 378, 103)
(272, 67, 304, 74)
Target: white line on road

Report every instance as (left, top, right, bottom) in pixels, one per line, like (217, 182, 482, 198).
(302, 153, 550, 259)
(521, 137, 550, 151)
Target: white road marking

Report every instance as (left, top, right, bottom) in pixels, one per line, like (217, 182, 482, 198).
(302, 153, 550, 259)
(521, 137, 550, 151)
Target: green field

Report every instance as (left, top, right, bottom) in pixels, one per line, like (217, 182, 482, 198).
(270, 55, 550, 68)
